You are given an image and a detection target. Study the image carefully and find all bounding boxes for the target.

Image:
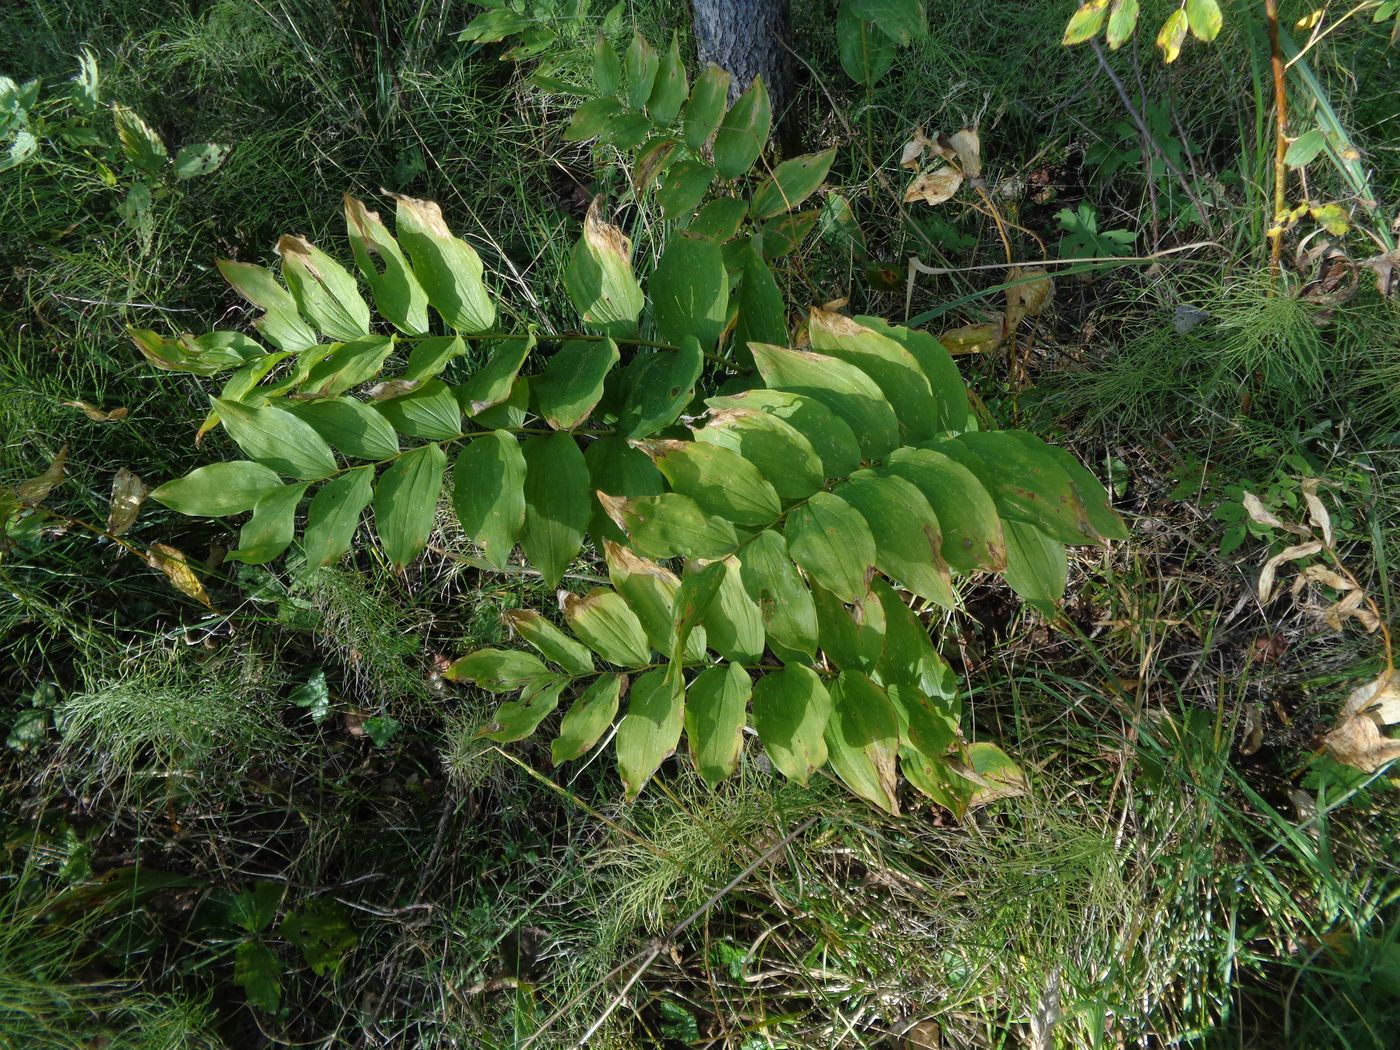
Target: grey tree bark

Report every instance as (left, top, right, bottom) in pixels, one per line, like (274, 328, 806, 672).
(690, 0, 794, 117)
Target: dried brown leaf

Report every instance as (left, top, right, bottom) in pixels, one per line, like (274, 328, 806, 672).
(366, 379, 421, 400)
(17, 446, 68, 506)
(146, 542, 212, 607)
(1324, 711, 1400, 772)
(1242, 492, 1310, 536)
(1258, 540, 1322, 602)
(107, 468, 148, 537)
(947, 127, 982, 180)
(1301, 478, 1333, 547)
(1005, 266, 1053, 329)
(899, 127, 931, 170)
(1340, 672, 1400, 723)
(904, 166, 963, 206)
(1358, 248, 1399, 297)
(62, 401, 129, 422)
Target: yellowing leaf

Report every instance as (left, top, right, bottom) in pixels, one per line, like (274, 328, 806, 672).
(1156, 9, 1189, 62)
(62, 400, 129, 422)
(1063, 0, 1110, 46)
(1005, 266, 1053, 329)
(1310, 202, 1349, 236)
(146, 542, 212, 607)
(17, 446, 67, 505)
(904, 166, 962, 206)
(1258, 541, 1323, 602)
(1242, 492, 1310, 536)
(1301, 478, 1333, 547)
(1185, 0, 1223, 42)
(947, 127, 982, 180)
(936, 321, 1003, 356)
(107, 468, 148, 536)
(1106, 0, 1141, 49)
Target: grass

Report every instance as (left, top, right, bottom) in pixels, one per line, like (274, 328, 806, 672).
(3, 1, 1399, 1047)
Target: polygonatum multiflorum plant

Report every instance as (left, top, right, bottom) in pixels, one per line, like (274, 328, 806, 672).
(137, 69, 1126, 814)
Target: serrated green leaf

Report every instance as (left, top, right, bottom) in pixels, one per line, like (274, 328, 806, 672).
(852, 316, 967, 434)
(713, 77, 771, 179)
(173, 142, 229, 179)
(882, 447, 1005, 572)
(616, 665, 684, 798)
(648, 32, 687, 124)
(751, 148, 836, 219)
(738, 531, 819, 663)
(825, 672, 900, 813)
(150, 461, 282, 517)
(562, 588, 653, 668)
(392, 193, 495, 334)
(275, 234, 370, 342)
(696, 404, 823, 500)
(481, 676, 568, 743)
(1002, 519, 1067, 611)
(505, 609, 594, 675)
(834, 472, 954, 607)
(458, 334, 534, 415)
(566, 199, 644, 336)
(650, 234, 729, 350)
(375, 379, 463, 440)
(812, 582, 886, 673)
(444, 647, 550, 690)
(112, 103, 166, 174)
(215, 259, 318, 352)
(705, 388, 862, 479)
(344, 194, 430, 335)
(598, 491, 739, 561)
(685, 662, 751, 787)
(808, 309, 941, 443)
(657, 158, 716, 220)
(784, 491, 877, 603)
(302, 466, 374, 566)
(618, 337, 704, 439)
(286, 397, 400, 461)
(749, 343, 899, 460)
(216, 399, 338, 480)
(751, 663, 831, 785)
(553, 673, 625, 764)
(642, 439, 781, 526)
(227, 481, 307, 565)
(520, 432, 591, 587)
(373, 442, 446, 567)
(453, 430, 526, 568)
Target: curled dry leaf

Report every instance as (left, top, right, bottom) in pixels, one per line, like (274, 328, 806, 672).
(1005, 266, 1053, 329)
(900, 127, 931, 170)
(17, 446, 68, 506)
(1323, 672, 1400, 772)
(1257, 540, 1322, 602)
(1290, 563, 1355, 595)
(367, 378, 421, 400)
(946, 127, 982, 181)
(62, 401, 129, 422)
(1358, 248, 1398, 297)
(146, 542, 213, 608)
(1242, 492, 1310, 536)
(904, 166, 963, 206)
(1301, 478, 1333, 547)
(107, 468, 148, 537)
(937, 321, 1004, 356)
(1320, 589, 1379, 633)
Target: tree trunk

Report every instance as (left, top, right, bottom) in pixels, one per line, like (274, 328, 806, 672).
(690, 0, 794, 117)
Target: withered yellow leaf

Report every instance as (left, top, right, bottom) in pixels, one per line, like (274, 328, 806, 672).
(146, 542, 213, 608)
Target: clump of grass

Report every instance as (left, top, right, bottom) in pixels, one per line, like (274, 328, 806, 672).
(52, 648, 288, 809)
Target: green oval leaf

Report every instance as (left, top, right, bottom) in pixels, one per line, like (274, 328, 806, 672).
(683, 63, 730, 150)
(302, 466, 374, 566)
(597, 491, 739, 561)
(562, 588, 653, 668)
(647, 32, 688, 124)
(392, 193, 495, 334)
(505, 609, 595, 676)
(784, 491, 878, 603)
(481, 677, 569, 743)
(808, 309, 941, 443)
(150, 461, 283, 517)
(520, 432, 592, 587)
(444, 647, 549, 691)
(705, 388, 862, 480)
(216, 399, 338, 481)
(286, 397, 400, 461)
(616, 665, 684, 798)
(534, 338, 620, 430)
(748, 343, 899, 460)
(373, 442, 446, 567)
(699, 556, 766, 665)
(882, 447, 1006, 572)
(650, 234, 729, 350)
(227, 482, 308, 565)
(275, 235, 369, 342)
(1002, 519, 1068, 612)
(825, 671, 901, 814)
(750, 148, 836, 220)
(751, 663, 831, 786)
(565, 200, 644, 336)
(453, 430, 527, 569)
(344, 194, 430, 335)
(737, 530, 819, 664)
(696, 404, 823, 500)
(624, 31, 660, 109)
(552, 673, 625, 764)
(713, 77, 771, 179)
(685, 662, 751, 788)
(834, 472, 954, 608)
(374, 379, 463, 440)
(642, 438, 781, 526)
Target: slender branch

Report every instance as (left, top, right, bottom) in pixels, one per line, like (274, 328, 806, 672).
(1265, 0, 1290, 275)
